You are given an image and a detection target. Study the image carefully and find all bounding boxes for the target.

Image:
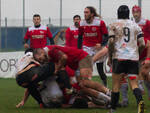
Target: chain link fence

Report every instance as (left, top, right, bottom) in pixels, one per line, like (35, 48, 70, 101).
(0, 0, 150, 51)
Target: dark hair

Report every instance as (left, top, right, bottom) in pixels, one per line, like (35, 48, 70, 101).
(33, 14, 41, 19)
(86, 6, 99, 17)
(118, 5, 130, 19)
(73, 15, 81, 20)
(24, 48, 33, 54)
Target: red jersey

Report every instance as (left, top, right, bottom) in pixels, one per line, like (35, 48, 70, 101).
(65, 26, 79, 48)
(79, 18, 108, 47)
(44, 45, 88, 70)
(24, 25, 52, 49)
(135, 18, 150, 41)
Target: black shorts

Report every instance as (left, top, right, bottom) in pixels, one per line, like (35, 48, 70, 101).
(112, 59, 139, 75)
(16, 62, 55, 88)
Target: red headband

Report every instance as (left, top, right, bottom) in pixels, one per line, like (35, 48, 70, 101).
(132, 5, 141, 12)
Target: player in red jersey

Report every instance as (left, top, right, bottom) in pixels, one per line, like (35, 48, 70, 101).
(23, 14, 54, 49)
(132, 5, 150, 41)
(78, 6, 108, 86)
(65, 15, 81, 48)
(33, 45, 93, 80)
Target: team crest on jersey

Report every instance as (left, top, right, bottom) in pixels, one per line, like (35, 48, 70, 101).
(40, 31, 44, 34)
(92, 27, 96, 31)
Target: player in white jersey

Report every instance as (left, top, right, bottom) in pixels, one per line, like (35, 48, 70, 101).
(107, 5, 145, 113)
(16, 49, 55, 108)
(16, 76, 63, 108)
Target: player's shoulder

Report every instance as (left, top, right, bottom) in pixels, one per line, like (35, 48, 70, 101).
(39, 25, 48, 30)
(28, 26, 35, 31)
(80, 18, 101, 26)
(28, 25, 47, 31)
(80, 19, 87, 26)
(69, 25, 78, 31)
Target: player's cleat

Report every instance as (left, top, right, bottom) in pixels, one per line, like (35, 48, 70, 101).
(108, 109, 116, 113)
(138, 100, 145, 113)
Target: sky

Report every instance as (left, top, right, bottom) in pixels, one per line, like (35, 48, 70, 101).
(1, 0, 150, 26)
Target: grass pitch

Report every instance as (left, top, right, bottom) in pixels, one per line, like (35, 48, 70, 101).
(0, 77, 149, 113)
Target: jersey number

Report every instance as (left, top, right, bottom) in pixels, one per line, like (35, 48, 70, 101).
(123, 27, 130, 43)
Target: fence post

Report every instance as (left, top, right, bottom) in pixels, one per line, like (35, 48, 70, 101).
(5, 17, 7, 49)
(0, 0, 1, 51)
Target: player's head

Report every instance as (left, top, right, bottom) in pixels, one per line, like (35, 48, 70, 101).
(117, 5, 130, 19)
(33, 14, 41, 26)
(73, 15, 81, 27)
(24, 48, 33, 54)
(33, 48, 48, 64)
(132, 5, 141, 22)
(84, 6, 99, 22)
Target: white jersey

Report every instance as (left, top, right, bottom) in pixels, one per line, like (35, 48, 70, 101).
(109, 19, 143, 60)
(40, 77, 63, 107)
(15, 52, 38, 74)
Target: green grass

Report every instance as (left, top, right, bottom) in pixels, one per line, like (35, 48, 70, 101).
(0, 77, 149, 113)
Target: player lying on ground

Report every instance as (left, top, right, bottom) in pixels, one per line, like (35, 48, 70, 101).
(15, 49, 71, 108)
(16, 76, 64, 108)
(15, 49, 55, 108)
(16, 65, 111, 108)
(33, 45, 111, 100)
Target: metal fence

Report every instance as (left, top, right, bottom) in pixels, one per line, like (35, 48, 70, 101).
(1, 0, 150, 51)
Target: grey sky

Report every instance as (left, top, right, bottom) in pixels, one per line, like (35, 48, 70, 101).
(1, 0, 150, 26)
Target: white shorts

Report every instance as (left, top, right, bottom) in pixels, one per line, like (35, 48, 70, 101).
(83, 45, 106, 63)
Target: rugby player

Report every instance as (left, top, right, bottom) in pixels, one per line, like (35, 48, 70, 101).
(33, 45, 93, 80)
(65, 15, 81, 48)
(23, 14, 54, 49)
(108, 5, 145, 113)
(78, 6, 108, 86)
(15, 49, 55, 108)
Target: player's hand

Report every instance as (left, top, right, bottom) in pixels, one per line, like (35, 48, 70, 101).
(94, 43, 101, 50)
(16, 100, 25, 108)
(24, 43, 29, 49)
(142, 59, 150, 65)
(107, 58, 112, 67)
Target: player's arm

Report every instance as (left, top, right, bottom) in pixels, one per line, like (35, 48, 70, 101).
(16, 88, 30, 108)
(137, 34, 145, 55)
(101, 20, 109, 46)
(107, 24, 115, 65)
(92, 46, 108, 63)
(143, 40, 150, 64)
(108, 36, 115, 65)
(65, 28, 71, 47)
(78, 35, 83, 49)
(23, 29, 30, 49)
(77, 24, 83, 49)
(47, 27, 55, 45)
